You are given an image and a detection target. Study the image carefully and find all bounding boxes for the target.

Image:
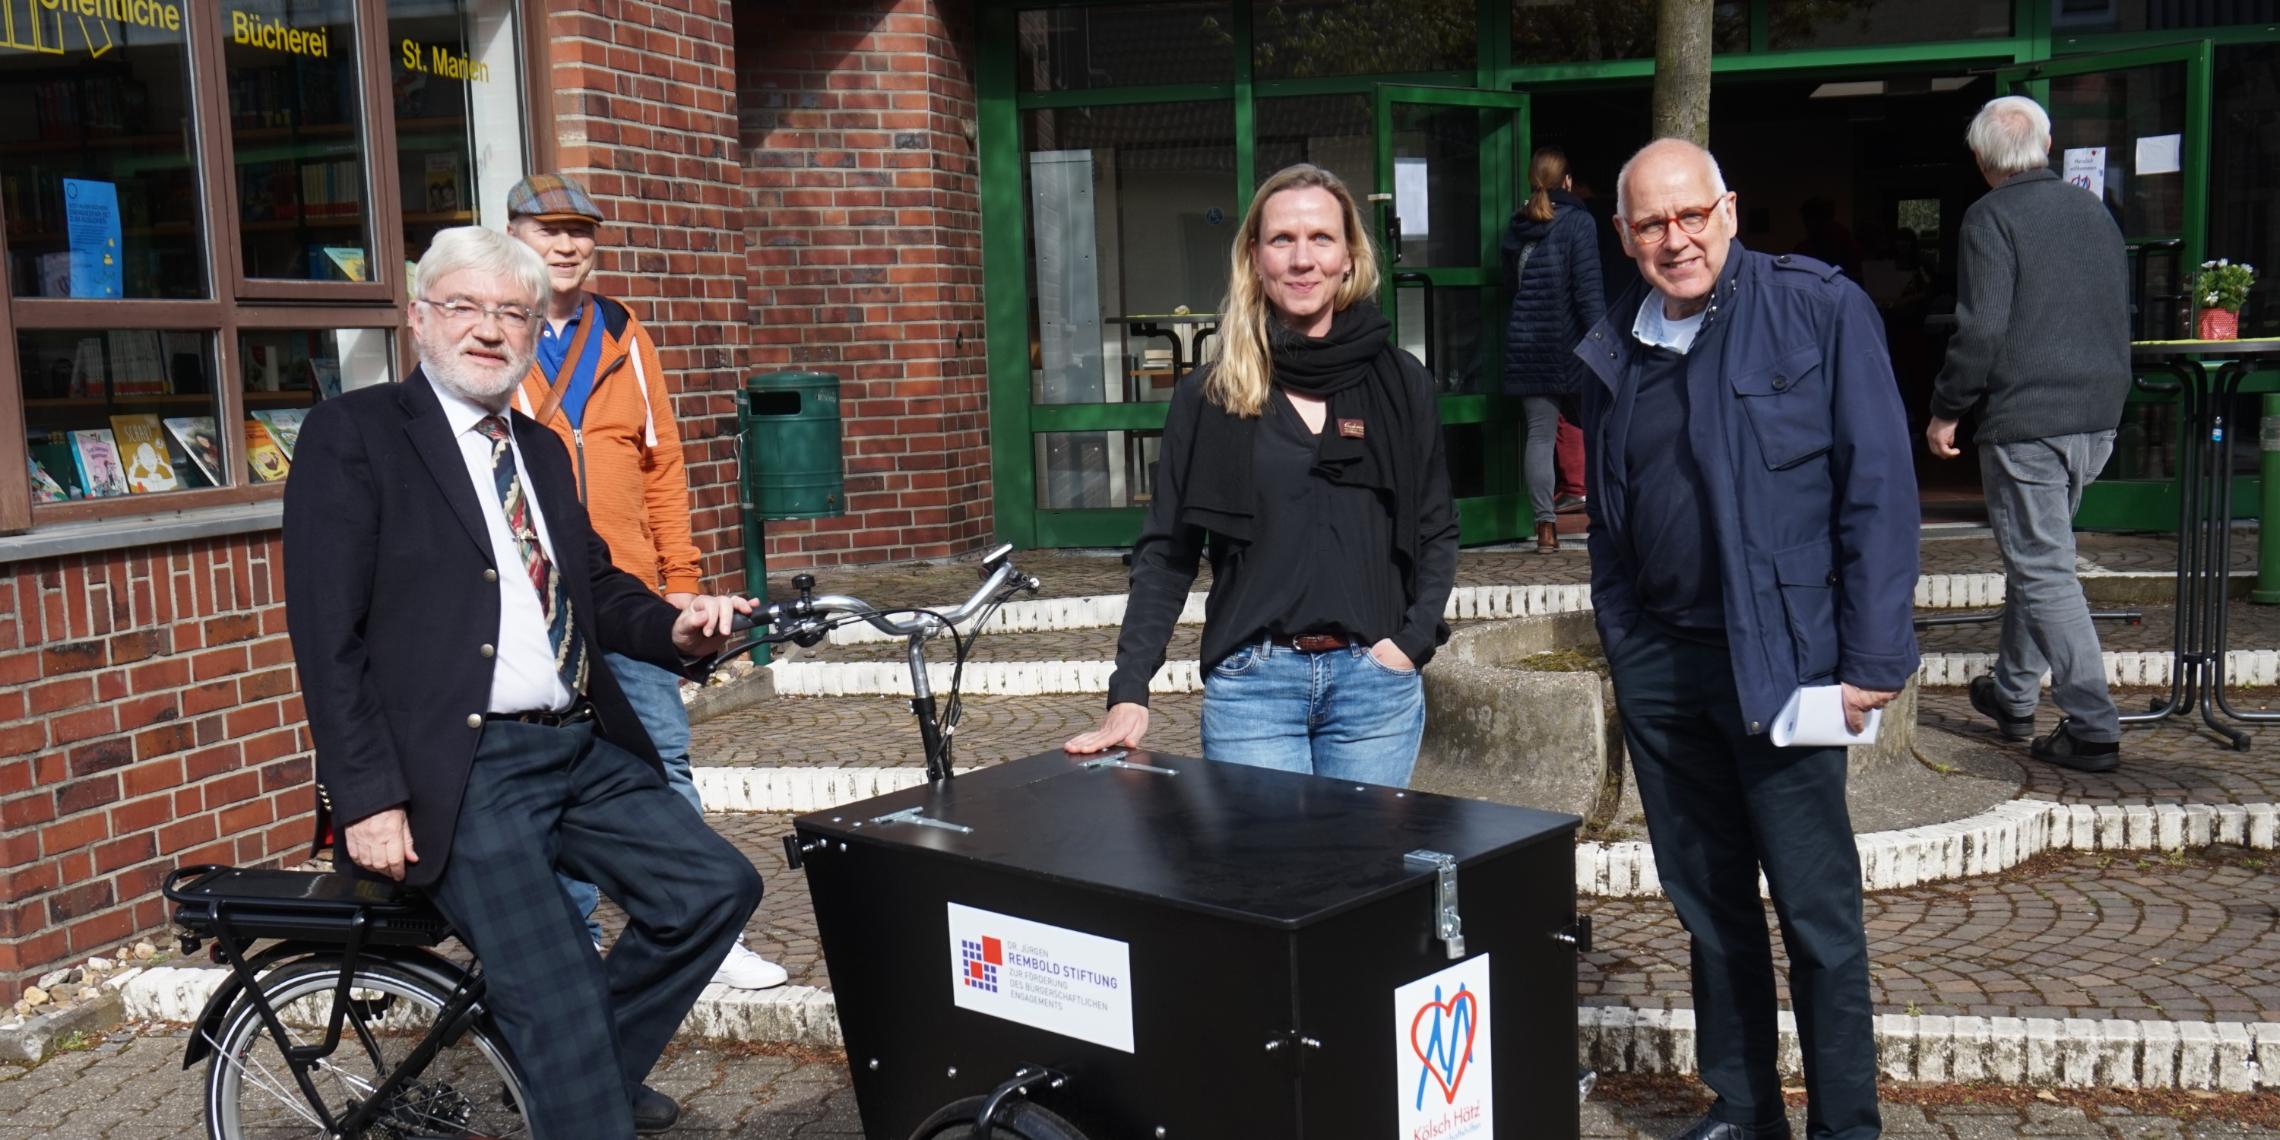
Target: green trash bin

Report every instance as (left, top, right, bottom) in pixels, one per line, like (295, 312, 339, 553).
(740, 371, 845, 520)
(739, 372, 844, 664)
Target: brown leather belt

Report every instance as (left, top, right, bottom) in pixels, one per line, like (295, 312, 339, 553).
(485, 700, 596, 727)
(1269, 632, 1355, 653)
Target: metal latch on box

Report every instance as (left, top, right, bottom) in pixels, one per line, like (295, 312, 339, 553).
(1079, 749, 1179, 776)
(1404, 849, 1465, 959)
(870, 807, 973, 835)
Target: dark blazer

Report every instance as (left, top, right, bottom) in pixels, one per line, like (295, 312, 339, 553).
(283, 368, 688, 886)
(1575, 244, 1921, 734)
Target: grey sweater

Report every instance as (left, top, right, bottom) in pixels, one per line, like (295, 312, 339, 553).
(1931, 169, 2132, 445)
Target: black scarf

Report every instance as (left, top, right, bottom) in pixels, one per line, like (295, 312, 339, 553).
(1180, 304, 1426, 574)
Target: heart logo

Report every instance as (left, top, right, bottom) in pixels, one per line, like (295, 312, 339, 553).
(1409, 986, 1479, 1105)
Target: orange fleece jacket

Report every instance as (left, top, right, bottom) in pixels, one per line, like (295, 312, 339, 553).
(512, 294, 703, 597)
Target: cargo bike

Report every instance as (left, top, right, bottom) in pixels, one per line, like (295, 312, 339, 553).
(166, 547, 1592, 1139)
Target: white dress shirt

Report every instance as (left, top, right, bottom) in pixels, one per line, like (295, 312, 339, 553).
(1632, 292, 1709, 355)
(432, 384, 577, 714)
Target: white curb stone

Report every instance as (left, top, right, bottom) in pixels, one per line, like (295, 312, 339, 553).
(1917, 649, 2280, 688)
(1570, 799, 2277, 899)
(694, 767, 939, 813)
(125, 964, 2274, 1090)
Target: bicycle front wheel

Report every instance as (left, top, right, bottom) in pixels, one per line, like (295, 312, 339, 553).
(202, 958, 529, 1140)
(909, 1094, 1094, 1140)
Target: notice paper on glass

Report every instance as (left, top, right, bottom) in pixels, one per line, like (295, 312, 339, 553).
(1771, 684, 1882, 748)
(2135, 134, 2181, 176)
(2061, 146, 2105, 199)
(63, 178, 122, 299)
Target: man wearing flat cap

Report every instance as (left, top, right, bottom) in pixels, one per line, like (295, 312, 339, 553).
(502, 173, 790, 992)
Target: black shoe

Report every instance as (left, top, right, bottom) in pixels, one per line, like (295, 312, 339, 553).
(1969, 675, 2035, 741)
(1664, 1115, 1792, 1140)
(633, 1085, 681, 1134)
(2031, 719, 2120, 773)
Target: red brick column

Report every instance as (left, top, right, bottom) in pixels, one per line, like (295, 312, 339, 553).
(0, 543, 309, 1002)
(737, 0, 993, 567)
(544, 1, 757, 588)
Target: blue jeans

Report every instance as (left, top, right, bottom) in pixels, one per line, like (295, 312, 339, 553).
(1199, 637, 1426, 786)
(560, 652, 702, 943)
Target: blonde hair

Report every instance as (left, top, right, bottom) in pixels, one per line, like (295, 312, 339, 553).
(1205, 164, 1380, 418)
(1525, 148, 1570, 223)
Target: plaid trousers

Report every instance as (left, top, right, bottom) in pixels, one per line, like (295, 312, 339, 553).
(427, 719, 763, 1140)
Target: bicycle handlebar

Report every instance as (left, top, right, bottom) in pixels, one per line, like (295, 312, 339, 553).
(728, 543, 1039, 648)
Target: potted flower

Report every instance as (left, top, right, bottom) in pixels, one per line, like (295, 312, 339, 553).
(2193, 258, 2256, 341)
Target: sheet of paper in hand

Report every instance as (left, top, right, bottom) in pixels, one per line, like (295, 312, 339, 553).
(1771, 684, 1882, 748)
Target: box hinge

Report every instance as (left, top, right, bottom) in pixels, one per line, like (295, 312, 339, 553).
(1404, 849, 1465, 959)
(870, 806, 973, 835)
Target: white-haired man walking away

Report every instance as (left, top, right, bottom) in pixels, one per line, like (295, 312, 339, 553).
(1926, 94, 2132, 771)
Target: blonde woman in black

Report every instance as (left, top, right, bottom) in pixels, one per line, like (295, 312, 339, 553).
(1063, 164, 1458, 783)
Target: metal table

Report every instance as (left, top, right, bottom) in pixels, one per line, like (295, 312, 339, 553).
(2125, 337, 2280, 749)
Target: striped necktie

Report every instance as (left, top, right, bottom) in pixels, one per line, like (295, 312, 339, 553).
(473, 415, 589, 696)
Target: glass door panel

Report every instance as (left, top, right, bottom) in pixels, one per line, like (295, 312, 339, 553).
(1022, 102, 1236, 523)
(1999, 43, 2212, 533)
(1374, 84, 1530, 543)
(1999, 44, 2209, 342)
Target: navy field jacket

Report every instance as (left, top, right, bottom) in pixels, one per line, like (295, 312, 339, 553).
(1574, 243, 1921, 734)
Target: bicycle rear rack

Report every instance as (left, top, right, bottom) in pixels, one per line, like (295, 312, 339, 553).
(166, 865, 481, 1138)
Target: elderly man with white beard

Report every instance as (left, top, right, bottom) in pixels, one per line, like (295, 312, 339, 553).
(282, 226, 762, 1139)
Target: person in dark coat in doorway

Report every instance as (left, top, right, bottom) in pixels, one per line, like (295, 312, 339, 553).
(1501, 147, 1604, 553)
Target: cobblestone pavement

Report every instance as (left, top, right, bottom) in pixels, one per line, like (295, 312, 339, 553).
(692, 692, 1204, 770)
(1916, 601, 2280, 655)
(1918, 690, 2280, 804)
(1581, 847, 2280, 1022)
(7, 1031, 2276, 1138)
(759, 531, 2258, 609)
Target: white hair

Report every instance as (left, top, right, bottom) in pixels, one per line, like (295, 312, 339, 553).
(1614, 138, 1730, 220)
(1966, 95, 2052, 178)
(413, 226, 546, 309)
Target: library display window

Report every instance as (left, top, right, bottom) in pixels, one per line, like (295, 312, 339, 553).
(3, 0, 529, 529)
(391, 0, 527, 264)
(21, 329, 218, 502)
(0, 13, 207, 299)
(225, 0, 373, 281)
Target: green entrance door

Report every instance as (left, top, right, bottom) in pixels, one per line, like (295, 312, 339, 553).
(1997, 43, 2216, 530)
(1373, 84, 1533, 544)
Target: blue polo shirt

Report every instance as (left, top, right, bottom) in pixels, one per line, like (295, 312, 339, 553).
(534, 298, 602, 428)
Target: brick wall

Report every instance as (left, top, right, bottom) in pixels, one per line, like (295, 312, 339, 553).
(0, 540, 309, 1003)
(737, 0, 995, 566)
(545, 0, 756, 588)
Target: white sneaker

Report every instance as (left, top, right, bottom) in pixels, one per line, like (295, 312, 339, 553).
(713, 939, 788, 989)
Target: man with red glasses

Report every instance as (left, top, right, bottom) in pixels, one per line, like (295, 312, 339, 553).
(1575, 138, 1919, 1140)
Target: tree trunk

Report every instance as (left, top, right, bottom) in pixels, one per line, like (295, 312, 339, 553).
(1652, 0, 1715, 145)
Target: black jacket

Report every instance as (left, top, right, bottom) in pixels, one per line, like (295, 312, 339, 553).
(1500, 192, 1606, 398)
(1106, 353, 1459, 708)
(283, 369, 689, 886)
(1930, 169, 2132, 444)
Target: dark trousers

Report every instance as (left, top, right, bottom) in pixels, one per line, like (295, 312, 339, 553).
(1608, 623, 1880, 1140)
(426, 720, 763, 1140)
